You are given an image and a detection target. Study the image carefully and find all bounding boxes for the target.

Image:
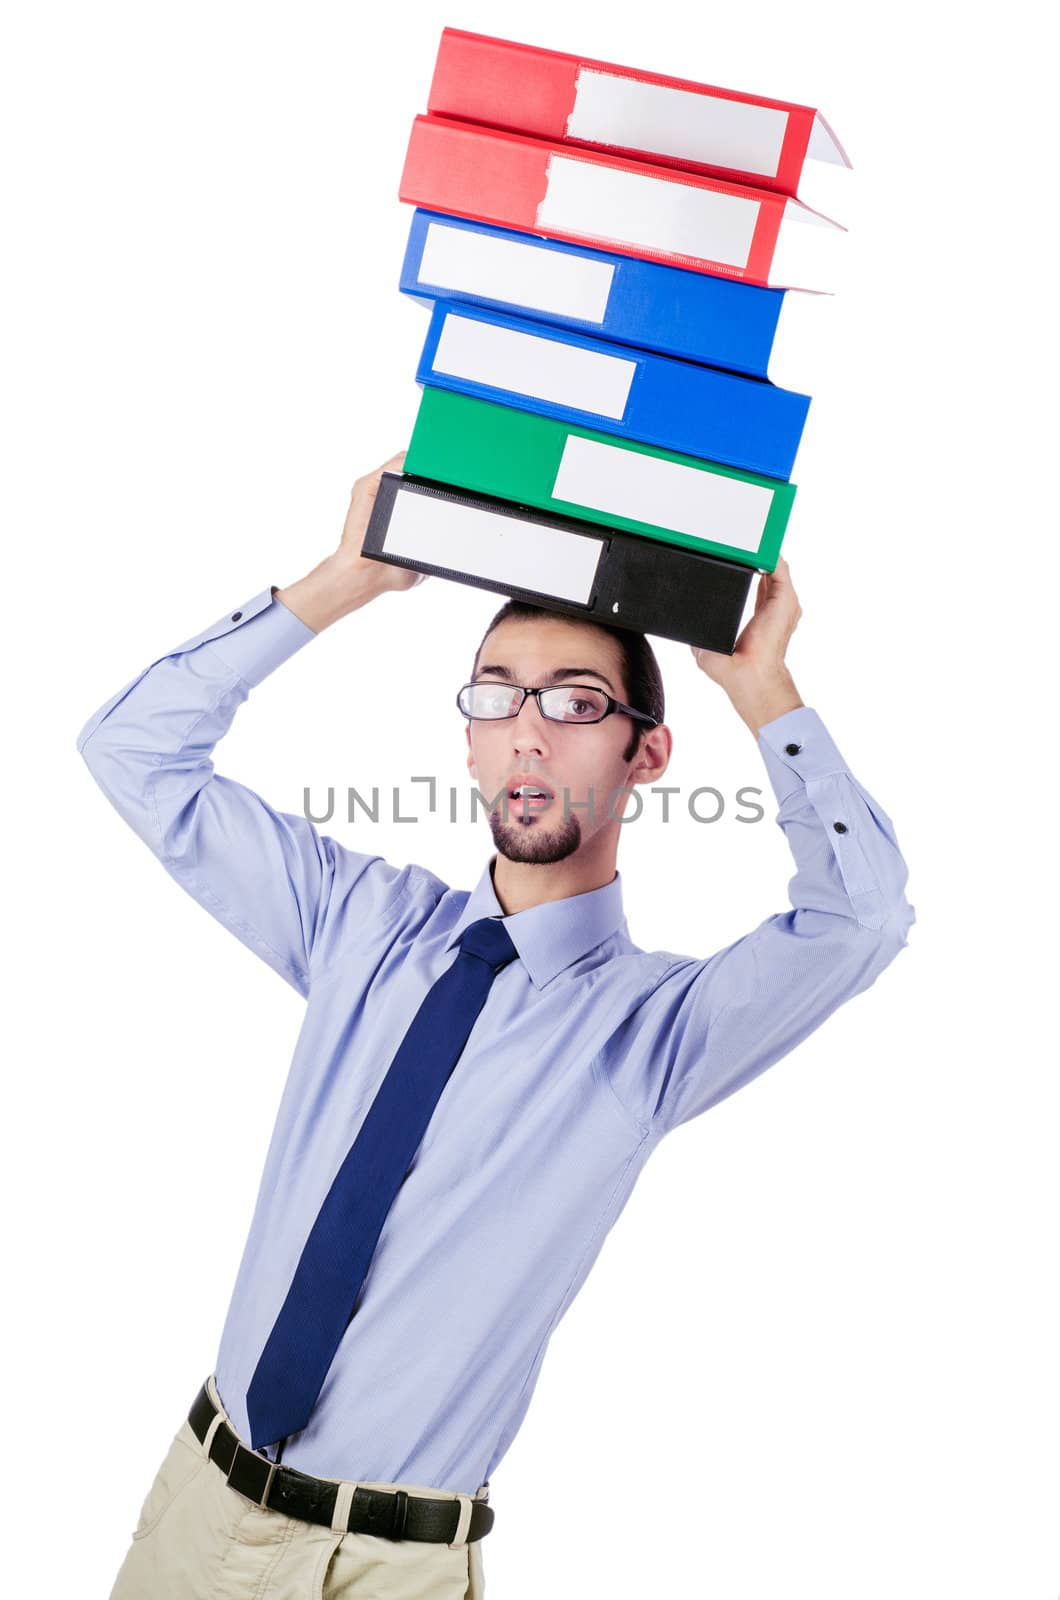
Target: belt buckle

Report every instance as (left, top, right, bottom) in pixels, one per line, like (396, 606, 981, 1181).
(257, 1457, 278, 1509)
(226, 1439, 277, 1509)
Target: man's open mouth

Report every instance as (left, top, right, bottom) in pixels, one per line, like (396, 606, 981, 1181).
(509, 783, 554, 812)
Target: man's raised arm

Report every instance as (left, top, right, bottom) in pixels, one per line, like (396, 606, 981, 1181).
(75, 453, 423, 997)
(603, 558, 917, 1134)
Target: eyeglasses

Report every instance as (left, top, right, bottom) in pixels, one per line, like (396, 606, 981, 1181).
(456, 681, 658, 727)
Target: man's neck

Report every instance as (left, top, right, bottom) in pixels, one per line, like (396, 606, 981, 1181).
(489, 850, 617, 916)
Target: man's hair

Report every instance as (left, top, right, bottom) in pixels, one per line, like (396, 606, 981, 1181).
(470, 599, 665, 763)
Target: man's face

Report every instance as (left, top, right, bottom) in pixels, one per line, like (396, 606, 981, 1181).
(464, 616, 654, 866)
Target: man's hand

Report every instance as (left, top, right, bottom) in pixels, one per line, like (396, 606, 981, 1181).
(273, 452, 427, 634)
(337, 451, 425, 592)
(690, 555, 805, 738)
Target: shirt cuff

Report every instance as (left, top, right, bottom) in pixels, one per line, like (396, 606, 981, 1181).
(200, 585, 318, 688)
(756, 706, 850, 808)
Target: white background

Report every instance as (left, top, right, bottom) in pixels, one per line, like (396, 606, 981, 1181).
(4, 2, 1057, 1596)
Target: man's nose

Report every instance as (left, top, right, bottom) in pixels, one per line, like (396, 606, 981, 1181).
(511, 693, 552, 752)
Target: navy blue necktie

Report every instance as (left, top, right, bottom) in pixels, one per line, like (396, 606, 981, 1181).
(246, 914, 519, 1452)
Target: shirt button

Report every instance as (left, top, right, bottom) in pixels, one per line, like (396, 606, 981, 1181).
(833, 821, 848, 833)
(785, 742, 801, 755)
(231, 611, 242, 621)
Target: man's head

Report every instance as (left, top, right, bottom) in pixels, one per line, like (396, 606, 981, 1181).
(463, 599, 672, 868)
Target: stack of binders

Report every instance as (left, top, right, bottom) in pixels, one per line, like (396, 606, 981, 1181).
(362, 26, 850, 653)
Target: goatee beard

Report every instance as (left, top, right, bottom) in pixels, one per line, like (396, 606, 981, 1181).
(488, 807, 582, 865)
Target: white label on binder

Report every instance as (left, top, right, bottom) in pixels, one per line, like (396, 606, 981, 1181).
(552, 436, 772, 553)
(433, 313, 636, 419)
(384, 489, 602, 603)
(538, 155, 759, 269)
(419, 221, 615, 323)
(567, 70, 788, 181)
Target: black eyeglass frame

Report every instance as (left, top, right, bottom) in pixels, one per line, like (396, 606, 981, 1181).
(456, 681, 659, 729)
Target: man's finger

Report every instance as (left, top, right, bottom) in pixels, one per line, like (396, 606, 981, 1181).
(760, 557, 798, 608)
(771, 556, 797, 597)
(350, 451, 407, 498)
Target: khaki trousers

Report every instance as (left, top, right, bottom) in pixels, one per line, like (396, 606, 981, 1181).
(109, 1376, 489, 1599)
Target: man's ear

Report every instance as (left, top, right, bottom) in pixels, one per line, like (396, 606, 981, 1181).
(630, 723, 673, 786)
(465, 723, 476, 778)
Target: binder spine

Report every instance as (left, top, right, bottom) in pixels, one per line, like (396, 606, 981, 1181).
(405, 387, 794, 571)
(425, 28, 825, 196)
(399, 115, 839, 288)
(415, 301, 810, 479)
(363, 473, 756, 653)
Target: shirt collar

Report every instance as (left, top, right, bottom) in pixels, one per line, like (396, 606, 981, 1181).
(444, 855, 627, 990)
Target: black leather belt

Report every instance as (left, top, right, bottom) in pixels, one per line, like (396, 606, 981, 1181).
(188, 1380, 494, 1544)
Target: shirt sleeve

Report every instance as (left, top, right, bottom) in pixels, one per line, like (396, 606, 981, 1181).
(75, 584, 416, 998)
(606, 705, 917, 1136)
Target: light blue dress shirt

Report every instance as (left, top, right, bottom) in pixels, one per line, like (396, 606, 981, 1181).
(76, 584, 916, 1496)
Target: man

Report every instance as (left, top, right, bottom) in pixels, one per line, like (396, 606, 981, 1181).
(77, 450, 915, 1599)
